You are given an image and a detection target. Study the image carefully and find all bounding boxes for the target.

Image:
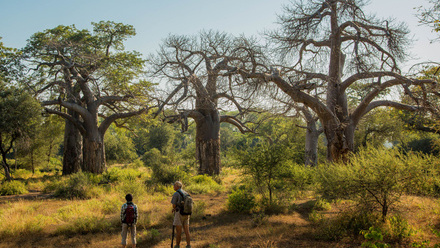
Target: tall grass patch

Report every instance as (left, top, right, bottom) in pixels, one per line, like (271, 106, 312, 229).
(0, 201, 54, 238)
(186, 175, 224, 194)
(55, 198, 117, 235)
(54, 173, 103, 199)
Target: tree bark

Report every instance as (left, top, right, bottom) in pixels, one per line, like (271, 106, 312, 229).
(305, 122, 320, 166)
(195, 109, 221, 175)
(82, 130, 106, 174)
(1, 157, 11, 181)
(62, 112, 83, 175)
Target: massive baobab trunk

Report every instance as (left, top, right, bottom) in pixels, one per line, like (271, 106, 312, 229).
(62, 111, 82, 175)
(82, 131, 105, 174)
(195, 108, 221, 175)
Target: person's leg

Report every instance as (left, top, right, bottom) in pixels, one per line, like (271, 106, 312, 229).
(183, 224, 190, 247)
(130, 225, 136, 248)
(173, 211, 183, 247)
(121, 224, 128, 248)
(175, 225, 182, 246)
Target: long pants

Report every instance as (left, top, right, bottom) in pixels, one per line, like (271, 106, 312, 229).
(121, 223, 136, 245)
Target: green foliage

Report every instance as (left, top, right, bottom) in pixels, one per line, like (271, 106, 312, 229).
(103, 166, 147, 183)
(354, 109, 406, 150)
(361, 227, 390, 248)
(39, 156, 62, 173)
(227, 187, 256, 213)
(104, 124, 137, 163)
(186, 174, 224, 194)
(0, 84, 42, 179)
(386, 215, 415, 243)
(314, 210, 380, 241)
(0, 180, 28, 195)
(51, 172, 103, 199)
(236, 141, 293, 204)
(317, 147, 436, 220)
(313, 198, 332, 211)
(143, 148, 187, 184)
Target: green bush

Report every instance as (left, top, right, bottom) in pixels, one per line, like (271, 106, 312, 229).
(317, 147, 434, 221)
(227, 188, 256, 213)
(52, 172, 102, 199)
(103, 167, 147, 183)
(115, 179, 147, 199)
(314, 209, 380, 241)
(385, 215, 415, 243)
(143, 148, 187, 184)
(39, 157, 62, 173)
(186, 175, 224, 194)
(0, 180, 28, 195)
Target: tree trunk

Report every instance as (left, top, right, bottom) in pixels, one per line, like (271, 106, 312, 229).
(1, 156, 12, 181)
(305, 121, 320, 166)
(195, 109, 221, 175)
(323, 120, 350, 163)
(82, 131, 106, 174)
(62, 115, 82, 175)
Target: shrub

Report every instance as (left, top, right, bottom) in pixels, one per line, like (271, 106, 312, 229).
(0, 180, 28, 195)
(313, 198, 332, 211)
(385, 215, 415, 243)
(143, 148, 188, 184)
(227, 188, 256, 213)
(317, 147, 432, 221)
(52, 172, 102, 199)
(103, 167, 148, 183)
(39, 157, 62, 173)
(361, 227, 390, 248)
(115, 179, 147, 200)
(186, 175, 224, 194)
(313, 209, 380, 241)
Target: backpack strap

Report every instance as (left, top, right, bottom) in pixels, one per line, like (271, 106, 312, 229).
(176, 190, 186, 207)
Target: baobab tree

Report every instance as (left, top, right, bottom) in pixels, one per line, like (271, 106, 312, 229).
(150, 31, 263, 175)
(23, 21, 152, 174)
(235, 0, 437, 161)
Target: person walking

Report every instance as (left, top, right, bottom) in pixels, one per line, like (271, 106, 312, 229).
(121, 193, 138, 248)
(171, 181, 191, 248)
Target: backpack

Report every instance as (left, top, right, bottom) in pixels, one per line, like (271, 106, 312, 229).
(124, 203, 136, 225)
(177, 190, 193, 215)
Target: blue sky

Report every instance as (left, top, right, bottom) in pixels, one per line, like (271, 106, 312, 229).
(0, 0, 438, 70)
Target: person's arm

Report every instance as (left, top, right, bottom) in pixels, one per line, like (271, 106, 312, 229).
(120, 204, 125, 223)
(134, 204, 138, 225)
(171, 193, 178, 213)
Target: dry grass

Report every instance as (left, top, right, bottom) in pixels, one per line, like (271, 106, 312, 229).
(1, 171, 440, 248)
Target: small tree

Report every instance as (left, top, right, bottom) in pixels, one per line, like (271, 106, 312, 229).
(317, 147, 429, 221)
(0, 84, 41, 180)
(237, 143, 290, 205)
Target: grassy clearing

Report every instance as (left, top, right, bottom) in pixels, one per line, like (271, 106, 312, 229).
(1, 155, 440, 247)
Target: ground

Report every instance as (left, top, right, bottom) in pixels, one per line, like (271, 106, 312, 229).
(1, 180, 440, 247)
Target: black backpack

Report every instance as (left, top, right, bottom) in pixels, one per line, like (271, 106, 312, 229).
(177, 190, 193, 215)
